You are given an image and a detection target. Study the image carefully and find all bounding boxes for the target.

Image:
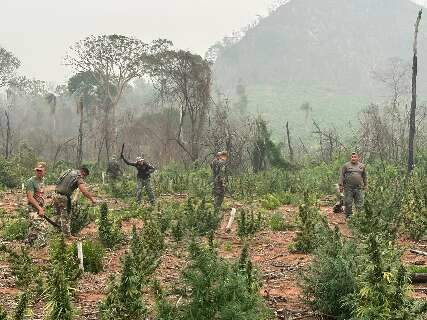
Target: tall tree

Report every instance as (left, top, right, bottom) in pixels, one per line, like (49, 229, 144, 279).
(150, 50, 212, 162)
(408, 10, 422, 173)
(0, 46, 20, 88)
(0, 47, 20, 158)
(2, 76, 48, 158)
(286, 121, 294, 162)
(76, 97, 84, 167)
(65, 35, 169, 157)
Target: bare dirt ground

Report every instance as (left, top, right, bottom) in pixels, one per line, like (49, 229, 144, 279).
(0, 189, 426, 320)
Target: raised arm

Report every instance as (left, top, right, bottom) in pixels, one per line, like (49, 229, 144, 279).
(121, 154, 136, 167)
(147, 163, 156, 174)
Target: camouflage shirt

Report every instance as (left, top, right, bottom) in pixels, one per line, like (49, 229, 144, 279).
(211, 159, 226, 182)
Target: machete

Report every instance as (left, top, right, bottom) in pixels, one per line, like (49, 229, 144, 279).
(43, 215, 62, 231)
(121, 143, 125, 157)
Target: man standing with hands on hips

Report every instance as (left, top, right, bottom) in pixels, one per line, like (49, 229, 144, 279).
(339, 152, 367, 218)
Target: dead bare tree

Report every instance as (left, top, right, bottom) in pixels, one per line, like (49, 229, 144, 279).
(149, 49, 212, 162)
(285, 121, 294, 162)
(408, 10, 422, 173)
(312, 121, 343, 162)
(53, 137, 76, 166)
(76, 97, 84, 167)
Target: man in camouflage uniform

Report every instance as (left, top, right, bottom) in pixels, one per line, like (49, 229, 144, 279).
(121, 151, 156, 205)
(339, 152, 368, 218)
(211, 151, 228, 210)
(106, 155, 123, 181)
(25, 162, 49, 247)
(53, 166, 96, 236)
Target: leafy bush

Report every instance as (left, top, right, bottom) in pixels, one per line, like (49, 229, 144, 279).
(98, 202, 122, 248)
(0, 245, 43, 294)
(49, 234, 82, 284)
(269, 212, 289, 231)
(1, 217, 29, 241)
(70, 204, 95, 235)
(237, 209, 263, 238)
(13, 292, 29, 320)
(260, 194, 281, 210)
(72, 240, 104, 273)
(275, 191, 298, 205)
(113, 204, 150, 221)
(0, 157, 22, 188)
(301, 227, 357, 319)
(290, 193, 327, 253)
(129, 219, 164, 285)
(154, 165, 211, 197)
(46, 235, 75, 320)
(171, 219, 184, 242)
(227, 169, 293, 200)
(345, 234, 427, 320)
(350, 166, 404, 239)
(183, 197, 221, 236)
(103, 178, 135, 199)
(401, 172, 427, 240)
(156, 241, 272, 320)
(156, 202, 175, 233)
(99, 252, 147, 320)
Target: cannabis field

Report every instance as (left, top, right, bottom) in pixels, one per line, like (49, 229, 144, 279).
(0, 160, 426, 320)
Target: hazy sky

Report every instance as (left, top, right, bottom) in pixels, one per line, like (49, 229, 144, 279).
(0, 0, 425, 84)
(0, 0, 272, 84)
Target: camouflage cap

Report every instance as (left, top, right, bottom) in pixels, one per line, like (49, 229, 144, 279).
(136, 156, 144, 162)
(217, 151, 228, 157)
(34, 162, 47, 171)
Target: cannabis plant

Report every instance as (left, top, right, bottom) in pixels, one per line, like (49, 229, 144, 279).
(98, 202, 122, 248)
(99, 252, 147, 320)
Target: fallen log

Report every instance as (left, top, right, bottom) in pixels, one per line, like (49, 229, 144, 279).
(410, 249, 427, 256)
(411, 273, 427, 283)
(414, 287, 427, 292)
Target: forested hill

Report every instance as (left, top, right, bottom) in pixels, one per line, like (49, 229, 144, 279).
(212, 0, 427, 137)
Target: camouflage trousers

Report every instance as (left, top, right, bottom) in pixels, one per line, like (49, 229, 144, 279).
(344, 186, 364, 217)
(27, 209, 49, 247)
(52, 193, 72, 235)
(136, 178, 155, 205)
(213, 179, 225, 210)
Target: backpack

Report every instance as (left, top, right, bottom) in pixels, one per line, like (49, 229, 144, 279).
(56, 169, 80, 196)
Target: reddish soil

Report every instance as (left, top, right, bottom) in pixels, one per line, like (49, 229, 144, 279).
(0, 190, 426, 320)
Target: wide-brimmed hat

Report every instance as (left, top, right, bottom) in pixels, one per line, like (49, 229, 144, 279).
(136, 156, 144, 162)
